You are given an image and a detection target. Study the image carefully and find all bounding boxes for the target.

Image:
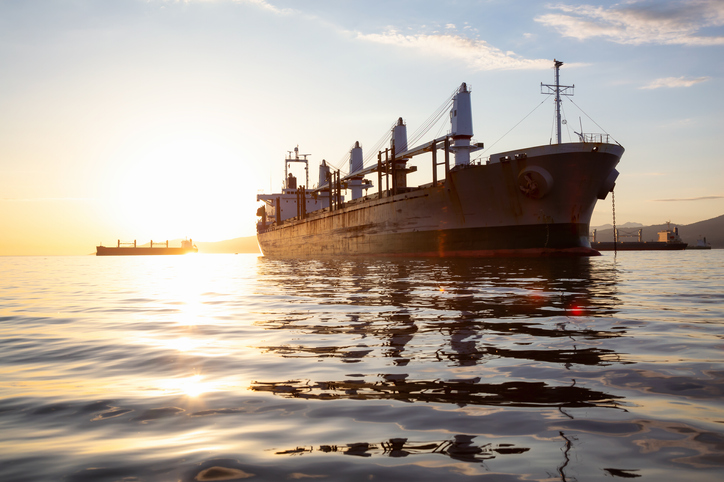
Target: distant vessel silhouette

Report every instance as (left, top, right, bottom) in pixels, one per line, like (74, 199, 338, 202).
(590, 223, 687, 251)
(687, 236, 711, 250)
(95, 239, 197, 256)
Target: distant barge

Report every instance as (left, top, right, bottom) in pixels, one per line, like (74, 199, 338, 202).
(590, 224, 687, 251)
(96, 239, 197, 256)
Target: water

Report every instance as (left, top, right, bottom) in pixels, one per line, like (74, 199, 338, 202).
(1, 252, 723, 481)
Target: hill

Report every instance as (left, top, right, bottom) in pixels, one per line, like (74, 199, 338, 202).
(591, 221, 643, 231)
(591, 214, 724, 248)
(678, 214, 724, 248)
(196, 236, 260, 254)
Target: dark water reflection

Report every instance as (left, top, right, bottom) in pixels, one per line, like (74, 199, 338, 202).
(253, 257, 626, 410)
(252, 376, 622, 408)
(1, 253, 723, 481)
(255, 256, 621, 314)
(274, 434, 530, 461)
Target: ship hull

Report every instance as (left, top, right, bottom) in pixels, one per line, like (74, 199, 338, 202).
(95, 247, 198, 256)
(257, 142, 623, 258)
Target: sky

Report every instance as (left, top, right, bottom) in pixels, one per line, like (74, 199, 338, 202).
(1, 0, 723, 255)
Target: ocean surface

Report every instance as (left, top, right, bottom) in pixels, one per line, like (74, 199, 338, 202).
(1, 251, 723, 482)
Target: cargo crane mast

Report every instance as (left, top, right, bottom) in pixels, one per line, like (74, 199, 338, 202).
(310, 83, 483, 193)
(541, 59, 574, 144)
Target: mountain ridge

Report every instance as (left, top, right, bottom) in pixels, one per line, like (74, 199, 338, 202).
(196, 237, 260, 254)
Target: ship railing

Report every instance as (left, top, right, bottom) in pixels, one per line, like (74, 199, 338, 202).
(147, 240, 172, 248)
(580, 133, 610, 143)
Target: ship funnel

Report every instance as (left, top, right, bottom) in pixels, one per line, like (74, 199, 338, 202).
(451, 83, 473, 138)
(318, 159, 330, 187)
(392, 117, 408, 155)
(349, 142, 364, 200)
(350, 141, 363, 174)
(451, 82, 473, 167)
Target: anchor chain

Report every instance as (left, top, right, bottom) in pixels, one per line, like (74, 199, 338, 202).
(545, 223, 550, 248)
(612, 190, 617, 254)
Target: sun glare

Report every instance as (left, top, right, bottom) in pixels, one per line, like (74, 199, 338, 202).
(109, 136, 260, 242)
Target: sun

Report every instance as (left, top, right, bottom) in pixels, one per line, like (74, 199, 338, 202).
(108, 136, 261, 242)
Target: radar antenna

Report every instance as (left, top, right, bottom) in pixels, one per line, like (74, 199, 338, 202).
(541, 59, 574, 144)
(285, 145, 310, 189)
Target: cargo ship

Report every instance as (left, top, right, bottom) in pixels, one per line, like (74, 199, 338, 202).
(96, 239, 197, 256)
(590, 224, 687, 251)
(256, 60, 624, 257)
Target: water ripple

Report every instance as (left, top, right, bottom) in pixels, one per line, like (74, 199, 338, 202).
(1, 252, 723, 481)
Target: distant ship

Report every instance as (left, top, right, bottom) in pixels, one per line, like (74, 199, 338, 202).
(590, 223, 687, 251)
(256, 60, 624, 257)
(687, 237, 711, 250)
(96, 239, 197, 256)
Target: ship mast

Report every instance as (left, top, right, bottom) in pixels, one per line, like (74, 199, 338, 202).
(284, 146, 309, 190)
(541, 59, 574, 144)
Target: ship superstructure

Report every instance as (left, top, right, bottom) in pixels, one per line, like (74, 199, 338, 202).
(255, 60, 623, 257)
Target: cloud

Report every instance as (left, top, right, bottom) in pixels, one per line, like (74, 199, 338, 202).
(173, 1, 549, 71)
(653, 195, 724, 201)
(536, 0, 724, 46)
(233, 0, 294, 15)
(174, 0, 295, 15)
(641, 76, 711, 89)
(355, 29, 551, 71)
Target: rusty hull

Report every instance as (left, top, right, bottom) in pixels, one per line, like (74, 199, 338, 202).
(257, 143, 623, 257)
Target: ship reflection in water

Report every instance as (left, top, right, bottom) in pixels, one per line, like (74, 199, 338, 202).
(2, 254, 724, 481)
(275, 435, 529, 461)
(253, 376, 622, 408)
(252, 257, 624, 412)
